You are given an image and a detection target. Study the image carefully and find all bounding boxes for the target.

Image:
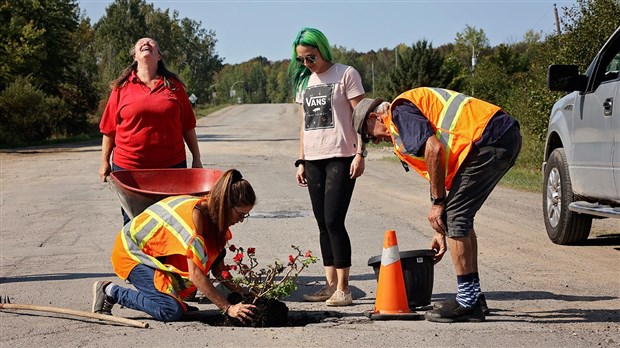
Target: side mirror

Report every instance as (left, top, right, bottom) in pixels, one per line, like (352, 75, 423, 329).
(547, 65, 588, 91)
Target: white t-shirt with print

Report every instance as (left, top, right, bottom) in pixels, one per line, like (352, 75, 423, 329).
(296, 63, 365, 160)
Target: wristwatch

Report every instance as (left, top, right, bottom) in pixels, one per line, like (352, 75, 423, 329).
(430, 195, 446, 205)
(357, 149, 367, 158)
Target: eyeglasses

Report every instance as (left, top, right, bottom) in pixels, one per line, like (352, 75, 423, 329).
(295, 55, 317, 64)
(233, 206, 250, 220)
(364, 118, 377, 142)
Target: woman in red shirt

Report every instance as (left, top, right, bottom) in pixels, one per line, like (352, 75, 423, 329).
(99, 37, 202, 224)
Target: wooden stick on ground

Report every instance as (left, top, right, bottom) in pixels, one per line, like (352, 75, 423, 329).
(0, 303, 149, 329)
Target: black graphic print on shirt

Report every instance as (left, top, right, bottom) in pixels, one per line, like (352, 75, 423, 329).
(303, 84, 334, 130)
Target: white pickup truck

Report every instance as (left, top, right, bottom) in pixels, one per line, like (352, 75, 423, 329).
(543, 25, 620, 245)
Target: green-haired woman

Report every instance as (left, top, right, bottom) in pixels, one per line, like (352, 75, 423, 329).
(288, 27, 366, 307)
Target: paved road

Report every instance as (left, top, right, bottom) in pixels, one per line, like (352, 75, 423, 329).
(1, 104, 619, 347)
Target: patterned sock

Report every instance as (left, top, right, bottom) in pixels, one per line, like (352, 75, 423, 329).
(456, 273, 477, 308)
(473, 272, 482, 298)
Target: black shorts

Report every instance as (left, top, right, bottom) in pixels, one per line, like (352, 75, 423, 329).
(443, 124, 522, 237)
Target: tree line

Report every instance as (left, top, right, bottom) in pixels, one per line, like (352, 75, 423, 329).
(1, 0, 619, 172)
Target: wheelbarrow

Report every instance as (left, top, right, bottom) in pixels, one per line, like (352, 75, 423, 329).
(107, 168, 223, 219)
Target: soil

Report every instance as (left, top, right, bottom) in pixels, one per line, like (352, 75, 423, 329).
(220, 293, 289, 328)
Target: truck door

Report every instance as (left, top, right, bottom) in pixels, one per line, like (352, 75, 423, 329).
(611, 58, 620, 199)
(572, 32, 620, 200)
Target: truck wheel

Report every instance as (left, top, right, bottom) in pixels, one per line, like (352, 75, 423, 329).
(542, 148, 592, 244)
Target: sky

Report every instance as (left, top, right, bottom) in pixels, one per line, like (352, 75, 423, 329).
(76, 0, 574, 65)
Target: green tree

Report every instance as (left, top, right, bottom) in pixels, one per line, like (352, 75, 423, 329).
(385, 41, 459, 99)
(454, 25, 490, 73)
(502, 0, 619, 170)
(93, 0, 222, 103)
(0, 0, 98, 144)
(265, 60, 290, 103)
(93, 0, 150, 92)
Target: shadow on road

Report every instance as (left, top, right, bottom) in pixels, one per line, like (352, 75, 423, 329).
(1, 140, 101, 154)
(581, 233, 620, 247)
(0, 272, 116, 284)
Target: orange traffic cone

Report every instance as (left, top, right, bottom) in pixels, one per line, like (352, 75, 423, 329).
(367, 230, 421, 320)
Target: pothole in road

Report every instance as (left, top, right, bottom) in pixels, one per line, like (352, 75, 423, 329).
(251, 211, 313, 219)
(189, 310, 343, 327)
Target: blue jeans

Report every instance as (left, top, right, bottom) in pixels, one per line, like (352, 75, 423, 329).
(110, 264, 183, 322)
(109, 250, 226, 322)
(112, 161, 187, 226)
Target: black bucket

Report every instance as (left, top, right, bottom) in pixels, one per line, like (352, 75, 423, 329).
(367, 249, 435, 308)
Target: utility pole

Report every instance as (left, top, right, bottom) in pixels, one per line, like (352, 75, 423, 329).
(395, 47, 398, 69)
(554, 3, 561, 34)
(372, 62, 375, 93)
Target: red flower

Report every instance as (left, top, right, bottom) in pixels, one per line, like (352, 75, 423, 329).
(305, 251, 312, 258)
(231, 265, 237, 271)
(228, 244, 236, 252)
(288, 255, 294, 264)
(247, 247, 256, 255)
(233, 253, 243, 263)
(221, 270, 232, 280)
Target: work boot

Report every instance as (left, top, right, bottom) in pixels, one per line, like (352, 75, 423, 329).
(92, 280, 116, 315)
(425, 298, 485, 323)
(433, 293, 490, 315)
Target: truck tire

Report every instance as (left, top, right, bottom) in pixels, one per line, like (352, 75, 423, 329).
(542, 148, 592, 244)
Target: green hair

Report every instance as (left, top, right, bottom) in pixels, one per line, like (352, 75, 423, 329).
(287, 27, 334, 98)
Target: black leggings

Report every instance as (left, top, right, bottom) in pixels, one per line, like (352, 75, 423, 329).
(304, 157, 356, 268)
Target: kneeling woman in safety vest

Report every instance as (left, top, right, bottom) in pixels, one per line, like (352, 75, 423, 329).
(92, 169, 257, 322)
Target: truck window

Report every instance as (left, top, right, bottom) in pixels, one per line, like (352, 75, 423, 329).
(603, 52, 620, 82)
(595, 34, 620, 86)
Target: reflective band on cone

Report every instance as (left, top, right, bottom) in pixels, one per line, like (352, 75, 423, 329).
(366, 230, 422, 320)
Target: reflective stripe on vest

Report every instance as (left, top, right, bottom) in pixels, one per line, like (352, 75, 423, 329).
(120, 196, 208, 271)
(428, 88, 471, 175)
(388, 87, 500, 189)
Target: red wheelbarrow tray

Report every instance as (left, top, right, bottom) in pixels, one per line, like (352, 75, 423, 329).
(107, 168, 223, 219)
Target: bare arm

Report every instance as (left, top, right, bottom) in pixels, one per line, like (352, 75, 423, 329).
(190, 208, 254, 321)
(295, 105, 307, 187)
(424, 135, 447, 262)
(99, 134, 114, 182)
(183, 128, 202, 168)
(348, 94, 366, 179)
(424, 135, 446, 204)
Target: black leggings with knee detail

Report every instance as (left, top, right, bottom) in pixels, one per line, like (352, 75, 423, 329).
(304, 157, 356, 268)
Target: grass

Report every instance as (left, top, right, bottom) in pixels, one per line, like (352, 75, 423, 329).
(371, 142, 543, 193)
(0, 104, 232, 149)
(193, 104, 231, 119)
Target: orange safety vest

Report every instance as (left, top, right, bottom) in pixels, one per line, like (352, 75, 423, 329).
(110, 195, 231, 310)
(387, 87, 501, 190)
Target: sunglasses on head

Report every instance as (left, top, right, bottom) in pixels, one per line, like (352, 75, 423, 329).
(295, 55, 317, 64)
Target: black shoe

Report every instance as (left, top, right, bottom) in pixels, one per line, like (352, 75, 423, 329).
(92, 281, 116, 315)
(184, 302, 200, 312)
(478, 293, 489, 315)
(425, 299, 485, 323)
(433, 293, 490, 315)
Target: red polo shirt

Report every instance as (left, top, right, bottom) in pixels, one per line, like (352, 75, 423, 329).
(99, 71, 196, 169)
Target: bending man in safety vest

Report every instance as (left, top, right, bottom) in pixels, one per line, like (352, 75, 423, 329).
(353, 88, 521, 323)
(92, 169, 257, 323)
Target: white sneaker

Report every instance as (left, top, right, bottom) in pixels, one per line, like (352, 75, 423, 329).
(303, 286, 336, 302)
(325, 289, 353, 306)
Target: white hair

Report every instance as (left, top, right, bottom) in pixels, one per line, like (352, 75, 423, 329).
(374, 101, 390, 115)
